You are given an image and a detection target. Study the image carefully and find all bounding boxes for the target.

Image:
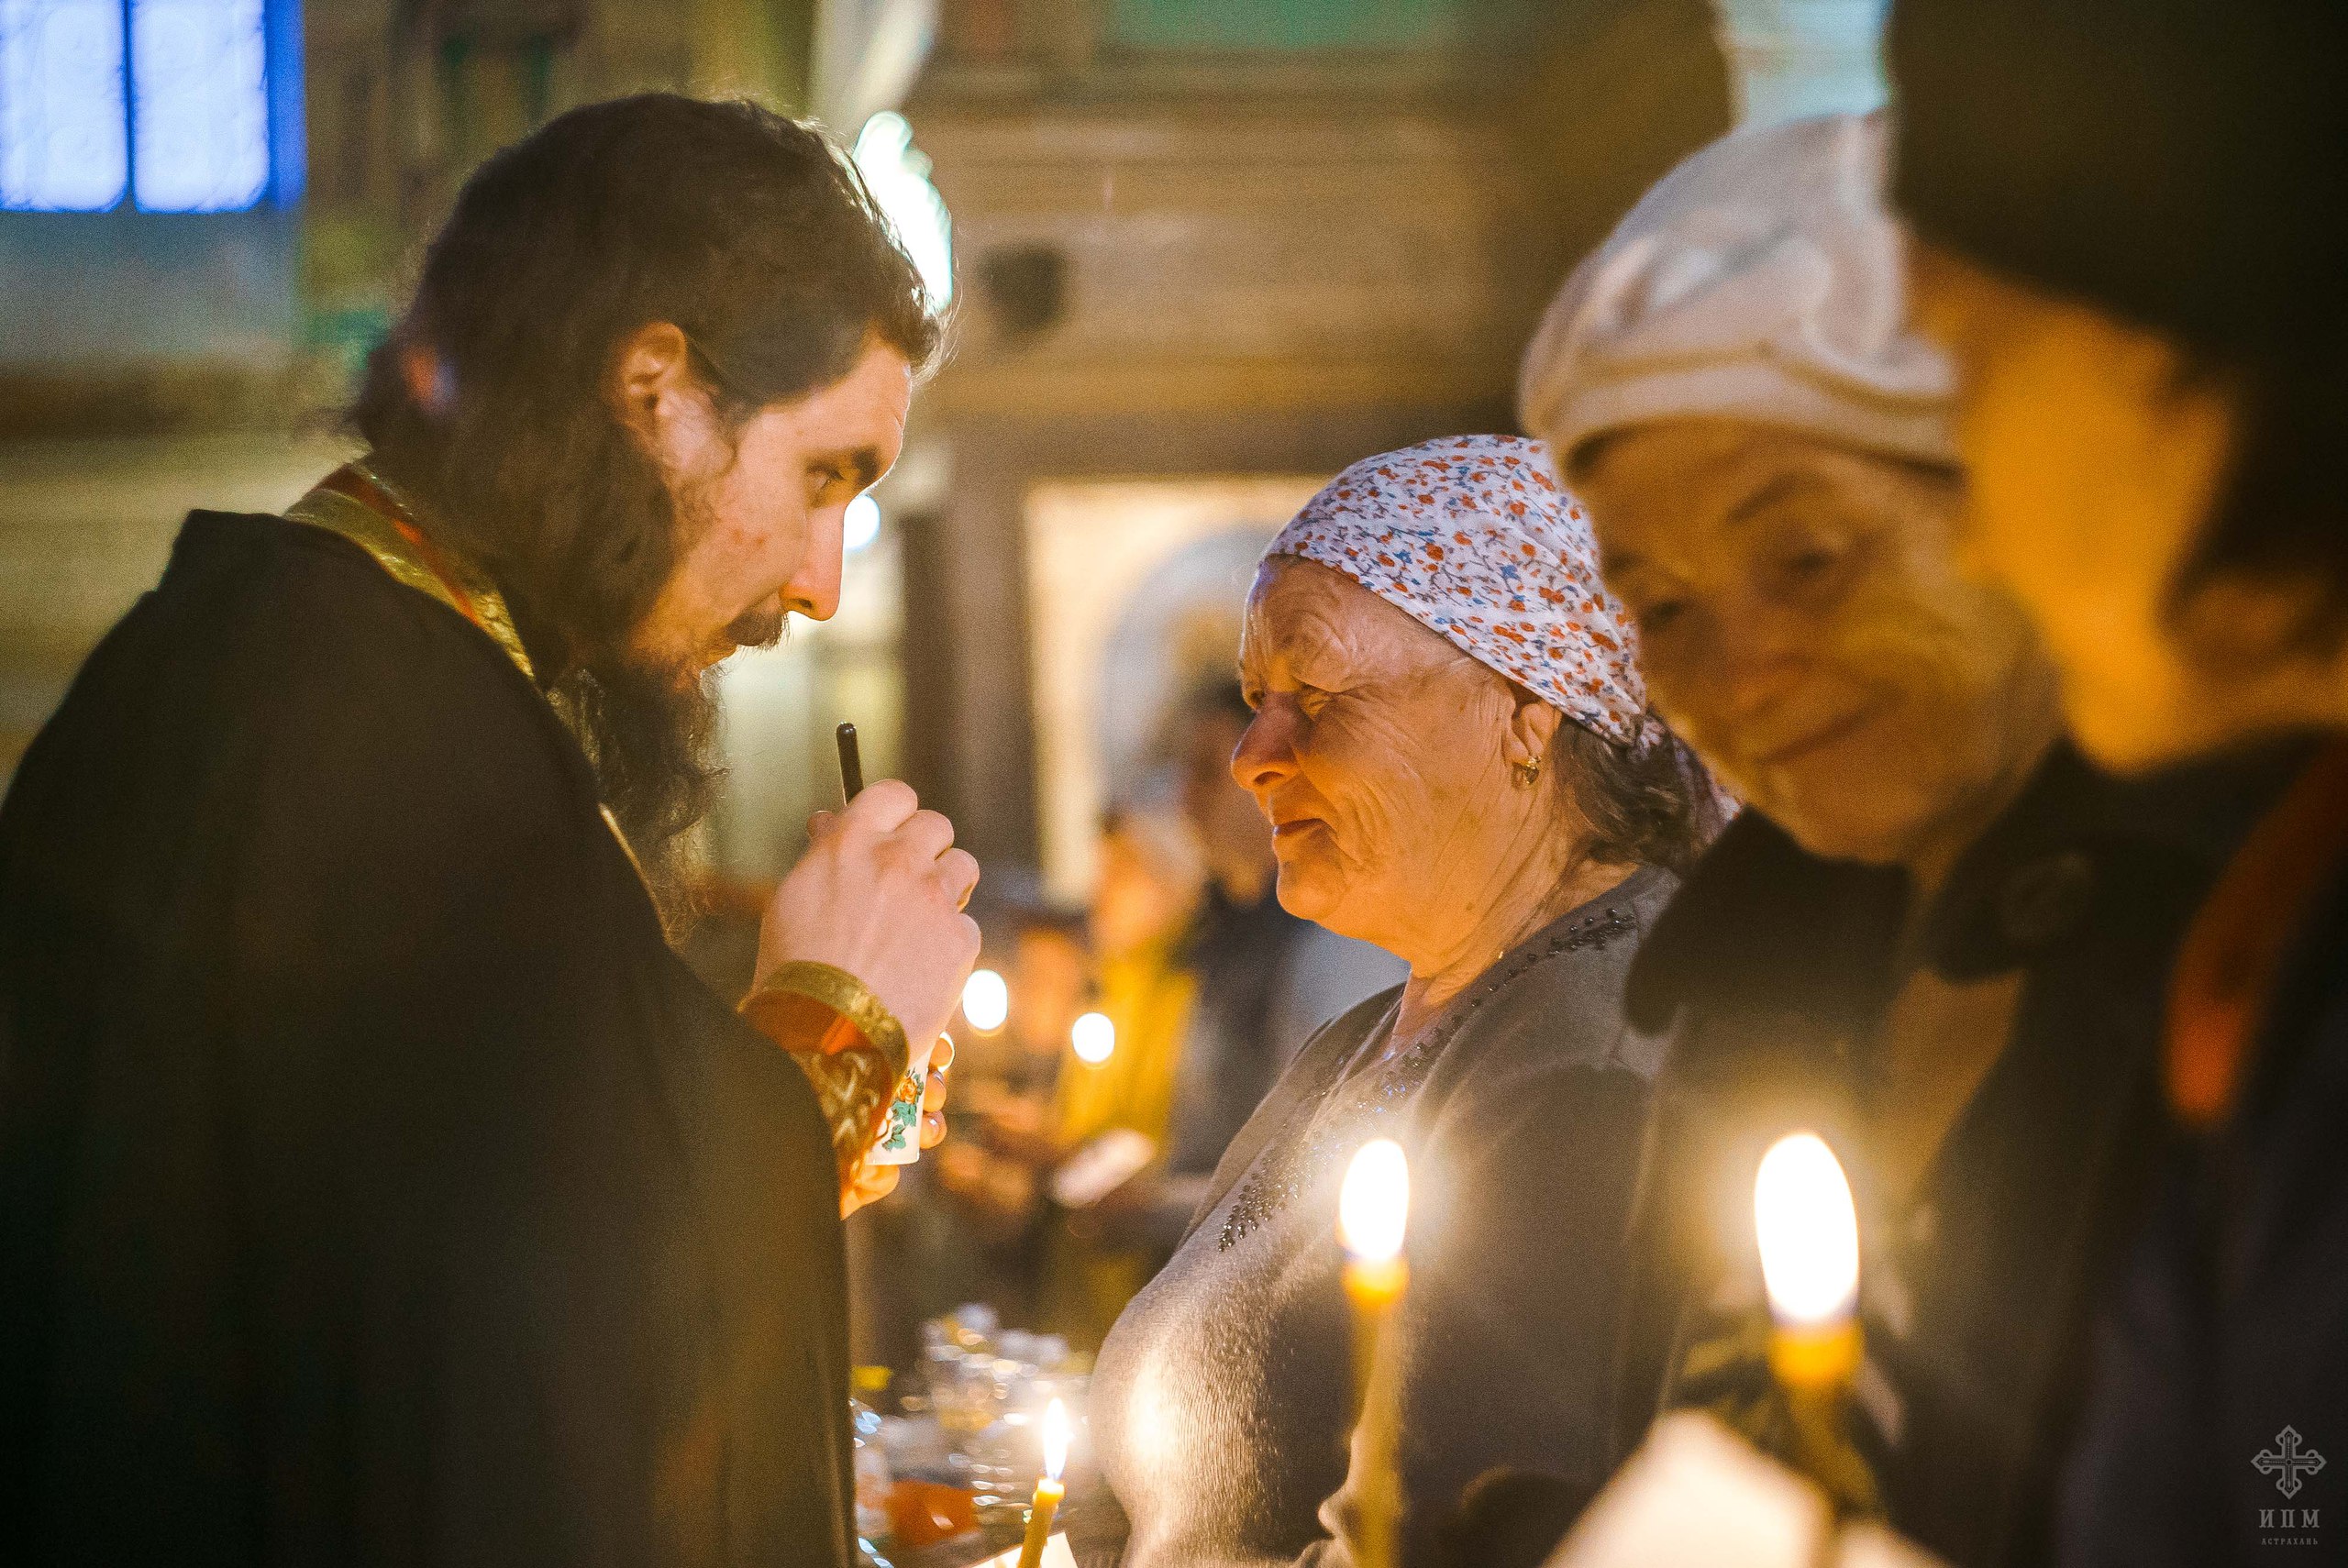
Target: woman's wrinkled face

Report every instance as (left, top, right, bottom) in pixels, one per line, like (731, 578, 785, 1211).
(1907, 240, 2332, 772)
(1234, 558, 1530, 959)
(1575, 419, 2055, 867)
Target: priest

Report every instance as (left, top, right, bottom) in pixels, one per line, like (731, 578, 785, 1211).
(0, 95, 974, 1566)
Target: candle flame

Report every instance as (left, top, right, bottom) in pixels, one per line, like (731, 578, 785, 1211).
(1042, 1397, 1071, 1481)
(1753, 1132, 1859, 1326)
(1339, 1139, 1411, 1264)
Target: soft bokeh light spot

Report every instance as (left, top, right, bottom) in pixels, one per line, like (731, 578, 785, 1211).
(1070, 1010, 1114, 1065)
(850, 110, 952, 310)
(1753, 1132, 1859, 1325)
(844, 492, 881, 554)
(961, 967, 1008, 1033)
(1339, 1139, 1410, 1263)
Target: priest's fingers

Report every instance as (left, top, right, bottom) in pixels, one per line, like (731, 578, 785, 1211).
(921, 1052, 952, 1122)
(759, 787, 981, 1055)
(892, 807, 958, 865)
(920, 1106, 948, 1150)
(839, 777, 919, 834)
(936, 848, 980, 911)
(806, 809, 841, 842)
(841, 1161, 901, 1218)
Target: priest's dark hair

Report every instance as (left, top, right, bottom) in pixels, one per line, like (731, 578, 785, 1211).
(349, 93, 942, 916)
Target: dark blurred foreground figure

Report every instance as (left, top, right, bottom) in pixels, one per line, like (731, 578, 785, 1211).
(1520, 113, 2285, 1568)
(1892, 1, 2348, 1562)
(0, 97, 980, 1566)
(1072, 436, 1729, 1568)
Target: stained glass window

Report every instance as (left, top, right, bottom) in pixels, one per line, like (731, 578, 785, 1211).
(131, 0, 269, 211)
(0, 0, 127, 210)
(0, 0, 285, 213)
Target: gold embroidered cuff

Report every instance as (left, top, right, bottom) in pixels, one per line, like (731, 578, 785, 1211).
(745, 961, 910, 1078)
(740, 963, 914, 1185)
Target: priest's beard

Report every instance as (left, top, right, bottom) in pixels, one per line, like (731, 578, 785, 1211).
(546, 490, 784, 939)
(548, 656, 717, 935)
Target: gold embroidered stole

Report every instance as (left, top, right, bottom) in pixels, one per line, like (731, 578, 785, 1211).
(283, 463, 648, 886)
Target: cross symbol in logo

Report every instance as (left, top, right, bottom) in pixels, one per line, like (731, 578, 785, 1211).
(2255, 1427, 2328, 1498)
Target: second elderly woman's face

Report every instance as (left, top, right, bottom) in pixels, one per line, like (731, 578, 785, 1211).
(1575, 419, 2058, 870)
(1234, 558, 1543, 955)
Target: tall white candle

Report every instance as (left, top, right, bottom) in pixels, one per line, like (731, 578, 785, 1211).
(1340, 1140, 1411, 1568)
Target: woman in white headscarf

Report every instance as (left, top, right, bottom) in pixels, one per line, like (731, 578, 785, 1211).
(1067, 436, 1724, 1568)
(1522, 114, 2285, 1568)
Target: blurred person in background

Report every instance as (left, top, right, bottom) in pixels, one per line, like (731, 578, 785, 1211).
(1043, 805, 1207, 1344)
(1890, 0, 2348, 1559)
(933, 904, 1092, 1325)
(1089, 682, 1405, 1253)
(1071, 436, 1727, 1568)
(1520, 111, 2285, 1568)
(0, 97, 975, 1567)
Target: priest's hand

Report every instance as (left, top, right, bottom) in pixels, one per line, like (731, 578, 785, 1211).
(759, 778, 982, 1057)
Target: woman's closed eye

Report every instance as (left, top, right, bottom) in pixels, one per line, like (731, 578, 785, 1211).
(1766, 529, 1859, 602)
(1634, 595, 1689, 636)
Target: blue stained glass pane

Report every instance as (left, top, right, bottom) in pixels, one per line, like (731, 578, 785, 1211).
(131, 0, 267, 212)
(0, 0, 128, 211)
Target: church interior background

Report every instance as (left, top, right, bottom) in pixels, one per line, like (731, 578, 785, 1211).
(0, 0, 1887, 917)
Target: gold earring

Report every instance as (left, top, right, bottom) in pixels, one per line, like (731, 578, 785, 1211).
(1512, 756, 1542, 788)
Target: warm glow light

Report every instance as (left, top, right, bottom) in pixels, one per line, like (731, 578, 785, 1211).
(1338, 1140, 1410, 1264)
(1753, 1132, 1859, 1326)
(962, 968, 1009, 1033)
(850, 111, 953, 310)
(844, 493, 882, 553)
(1042, 1397, 1071, 1482)
(1070, 1011, 1114, 1065)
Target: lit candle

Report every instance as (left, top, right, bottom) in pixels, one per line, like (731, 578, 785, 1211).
(1339, 1140, 1410, 1568)
(1016, 1397, 1070, 1568)
(1752, 1131, 1875, 1517)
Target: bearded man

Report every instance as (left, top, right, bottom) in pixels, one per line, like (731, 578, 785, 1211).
(0, 96, 977, 1566)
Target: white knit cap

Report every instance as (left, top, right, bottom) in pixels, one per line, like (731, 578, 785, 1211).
(1519, 112, 1958, 472)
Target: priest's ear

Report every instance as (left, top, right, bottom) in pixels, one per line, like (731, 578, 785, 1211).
(608, 321, 714, 458)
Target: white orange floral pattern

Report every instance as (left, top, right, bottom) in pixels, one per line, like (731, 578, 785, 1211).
(1266, 434, 1647, 745)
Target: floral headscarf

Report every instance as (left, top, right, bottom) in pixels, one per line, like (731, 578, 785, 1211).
(1264, 434, 1648, 746)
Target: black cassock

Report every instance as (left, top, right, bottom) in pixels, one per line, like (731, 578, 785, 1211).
(0, 509, 855, 1565)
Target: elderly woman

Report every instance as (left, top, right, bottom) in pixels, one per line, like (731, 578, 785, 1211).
(1069, 435, 1722, 1568)
(1887, 1, 2348, 1560)
(1519, 115, 2284, 1568)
